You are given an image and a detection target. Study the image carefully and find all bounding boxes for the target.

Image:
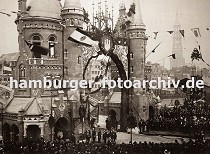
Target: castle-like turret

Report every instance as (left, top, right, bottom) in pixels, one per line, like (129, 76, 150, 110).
(15, 0, 63, 96)
(127, 0, 147, 80)
(126, 0, 149, 120)
(61, 0, 84, 80)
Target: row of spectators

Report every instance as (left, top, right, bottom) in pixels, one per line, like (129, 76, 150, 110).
(84, 129, 117, 144)
(143, 100, 210, 138)
(1, 138, 210, 154)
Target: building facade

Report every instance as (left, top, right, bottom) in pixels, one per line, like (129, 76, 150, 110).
(2, 0, 85, 142)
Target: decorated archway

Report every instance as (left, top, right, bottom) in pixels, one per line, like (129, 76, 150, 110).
(54, 117, 69, 140)
(26, 125, 41, 141)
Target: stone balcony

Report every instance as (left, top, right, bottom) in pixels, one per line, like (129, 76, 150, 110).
(28, 58, 62, 66)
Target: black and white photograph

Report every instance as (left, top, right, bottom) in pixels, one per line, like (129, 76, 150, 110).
(0, 0, 210, 153)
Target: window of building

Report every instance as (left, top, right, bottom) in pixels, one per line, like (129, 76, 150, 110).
(66, 18, 70, 26)
(131, 66, 134, 73)
(130, 52, 134, 59)
(70, 18, 74, 25)
(130, 32, 133, 38)
(64, 49, 68, 58)
(31, 34, 42, 58)
(78, 56, 81, 64)
(49, 36, 56, 58)
(19, 64, 26, 79)
(64, 67, 68, 75)
(74, 18, 78, 26)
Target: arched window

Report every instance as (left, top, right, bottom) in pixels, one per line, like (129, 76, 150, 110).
(130, 52, 134, 59)
(32, 35, 41, 45)
(78, 56, 81, 64)
(19, 64, 26, 79)
(66, 18, 70, 26)
(64, 49, 68, 58)
(74, 18, 78, 26)
(131, 66, 134, 73)
(70, 18, 74, 25)
(64, 67, 68, 75)
(49, 36, 56, 58)
(31, 34, 42, 58)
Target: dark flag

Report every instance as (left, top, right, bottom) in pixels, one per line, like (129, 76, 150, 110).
(153, 32, 158, 39)
(168, 53, 176, 59)
(167, 31, 174, 34)
(127, 3, 136, 17)
(179, 30, 184, 37)
(25, 40, 50, 56)
(191, 28, 201, 37)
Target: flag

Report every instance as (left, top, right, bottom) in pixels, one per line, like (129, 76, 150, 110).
(68, 28, 99, 47)
(25, 40, 50, 55)
(3, 66, 11, 72)
(151, 42, 162, 53)
(169, 54, 176, 59)
(153, 32, 158, 39)
(191, 28, 201, 37)
(1, 60, 12, 74)
(167, 31, 174, 34)
(127, 3, 135, 17)
(172, 54, 176, 59)
(179, 30, 184, 37)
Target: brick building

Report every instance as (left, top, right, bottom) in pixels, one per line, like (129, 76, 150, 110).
(0, 0, 155, 142)
(1, 0, 85, 142)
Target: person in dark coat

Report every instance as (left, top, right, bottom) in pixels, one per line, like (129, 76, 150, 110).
(103, 131, 107, 144)
(98, 129, 102, 143)
(92, 128, 96, 143)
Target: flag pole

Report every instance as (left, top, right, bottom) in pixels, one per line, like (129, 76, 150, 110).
(145, 42, 162, 60)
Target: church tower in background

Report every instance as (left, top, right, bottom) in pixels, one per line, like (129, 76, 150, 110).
(170, 13, 185, 69)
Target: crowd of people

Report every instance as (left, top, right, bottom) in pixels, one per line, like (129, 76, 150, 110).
(84, 128, 117, 144)
(147, 99, 210, 138)
(1, 138, 210, 154)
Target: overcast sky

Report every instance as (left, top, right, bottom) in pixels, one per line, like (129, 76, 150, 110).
(0, 0, 210, 69)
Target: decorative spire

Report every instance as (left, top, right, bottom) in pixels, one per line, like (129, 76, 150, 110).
(174, 11, 180, 26)
(119, 0, 126, 10)
(130, 0, 145, 28)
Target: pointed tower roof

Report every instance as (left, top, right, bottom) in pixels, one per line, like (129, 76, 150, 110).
(174, 12, 180, 26)
(28, 0, 61, 19)
(25, 98, 43, 115)
(63, 0, 82, 9)
(130, 0, 145, 29)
